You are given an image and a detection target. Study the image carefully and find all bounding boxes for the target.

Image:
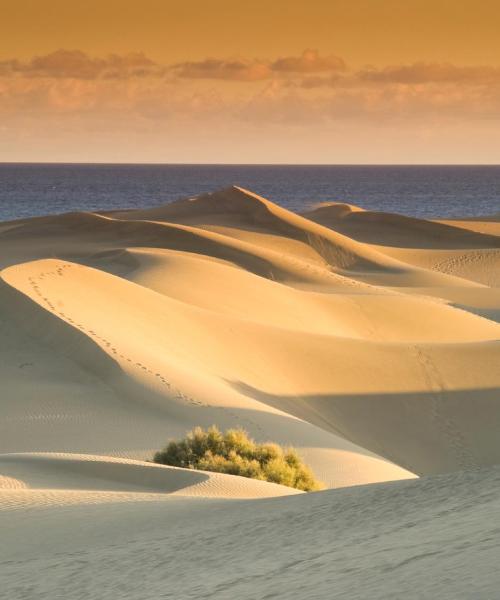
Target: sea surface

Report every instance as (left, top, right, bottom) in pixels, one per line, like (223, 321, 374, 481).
(0, 164, 499, 222)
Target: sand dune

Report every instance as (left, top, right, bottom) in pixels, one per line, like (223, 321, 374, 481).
(302, 200, 500, 287)
(2, 254, 499, 477)
(437, 214, 500, 237)
(1, 188, 499, 477)
(2, 466, 500, 598)
(0, 453, 300, 499)
(1, 186, 499, 598)
(0, 257, 415, 486)
(303, 201, 500, 249)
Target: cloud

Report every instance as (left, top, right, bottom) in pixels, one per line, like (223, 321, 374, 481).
(0, 49, 159, 79)
(299, 74, 346, 89)
(357, 62, 500, 84)
(1, 50, 500, 133)
(2, 51, 499, 93)
(237, 80, 323, 125)
(173, 58, 271, 81)
(173, 50, 345, 81)
(271, 49, 346, 73)
(0, 48, 352, 85)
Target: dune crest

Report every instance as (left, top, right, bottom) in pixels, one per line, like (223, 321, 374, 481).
(0, 453, 301, 499)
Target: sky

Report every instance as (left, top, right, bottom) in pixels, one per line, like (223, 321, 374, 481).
(1, 0, 500, 163)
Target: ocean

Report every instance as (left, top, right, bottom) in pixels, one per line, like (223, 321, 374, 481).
(0, 163, 499, 222)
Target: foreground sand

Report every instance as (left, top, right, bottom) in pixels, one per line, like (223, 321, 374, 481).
(1, 186, 499, 597)
(3, 466, 500, 599)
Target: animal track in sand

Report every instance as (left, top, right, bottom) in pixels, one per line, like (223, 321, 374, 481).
(24, 262, 264, 435)
(432, 249, 500, 285)
(411, 345, 477, 471)
(25, 263, 206, 408)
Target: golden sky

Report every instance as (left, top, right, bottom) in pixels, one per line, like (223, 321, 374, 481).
(1, 0, 500, 163)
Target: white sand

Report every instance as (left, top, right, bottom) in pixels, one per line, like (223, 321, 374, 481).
(1, 186, 499, 598)
(2, 467, 500, 599)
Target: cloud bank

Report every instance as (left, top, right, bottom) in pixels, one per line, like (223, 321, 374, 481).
(0, 49, 159, 79)
(1, 49, 499, 162)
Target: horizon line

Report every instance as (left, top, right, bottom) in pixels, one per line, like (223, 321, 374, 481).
(1, 161, 500, 167)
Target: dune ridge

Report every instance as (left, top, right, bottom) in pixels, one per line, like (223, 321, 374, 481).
(0, 453, 301, 500)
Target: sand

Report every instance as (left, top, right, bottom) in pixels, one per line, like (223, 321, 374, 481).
(3, 466, 500, 599)
(1, 186, 499, 598)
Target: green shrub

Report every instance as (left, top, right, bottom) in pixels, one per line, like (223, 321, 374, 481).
(153, 426, 323, 491)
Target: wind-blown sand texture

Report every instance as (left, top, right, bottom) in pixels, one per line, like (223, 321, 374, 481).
(1, 186, 499, 598)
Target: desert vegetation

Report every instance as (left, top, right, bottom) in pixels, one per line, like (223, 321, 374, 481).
(153, 426, 323, 491)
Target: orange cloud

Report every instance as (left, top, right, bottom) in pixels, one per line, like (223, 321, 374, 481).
(271, 49, 345, 73)
(172, 50, 345, 81)
(0, 49, 159, 79)
(173, 58, 271, 81)
(2, 52, 500, 124)
(357, 62, 500, 84)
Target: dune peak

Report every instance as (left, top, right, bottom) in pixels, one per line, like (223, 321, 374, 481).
(302, 201, 365, 219)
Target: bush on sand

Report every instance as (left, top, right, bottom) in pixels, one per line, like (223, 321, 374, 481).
(153, 426, 323, 492)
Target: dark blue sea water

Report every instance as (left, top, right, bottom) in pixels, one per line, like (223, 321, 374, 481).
(0, 164, 499, 222)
